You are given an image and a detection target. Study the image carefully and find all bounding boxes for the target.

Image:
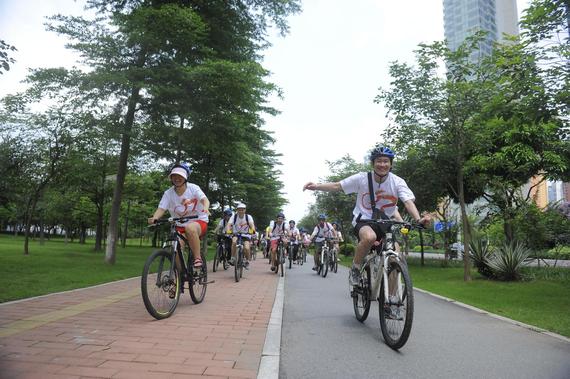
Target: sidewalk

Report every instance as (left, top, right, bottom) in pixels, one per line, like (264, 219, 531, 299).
(0, 256, 281, 379)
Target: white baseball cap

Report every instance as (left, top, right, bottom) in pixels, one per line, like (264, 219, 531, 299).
(169, 167, 187, 180)
(236, 202, 246, 209)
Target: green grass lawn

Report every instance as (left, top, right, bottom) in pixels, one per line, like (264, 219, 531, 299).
(338, 254, 570, 338)
(0, 235, 215, 303)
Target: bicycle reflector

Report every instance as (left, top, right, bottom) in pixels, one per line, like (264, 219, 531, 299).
(400, 227, 409, 235)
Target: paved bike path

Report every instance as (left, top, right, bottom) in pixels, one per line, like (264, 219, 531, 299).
(280, 260, 570, 379)
(0, 256, 280, 378)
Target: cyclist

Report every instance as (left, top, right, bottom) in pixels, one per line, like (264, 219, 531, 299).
(148, 163, 210, 268)
(269, 212, 289, 272)
(214, 208, 233, 261)
(331, 222, 344, 261)
(309, 214, 337, 271)
(303, 146, 430, 285)
(226, 203, 256, 268)
(288, 220, 301, 263)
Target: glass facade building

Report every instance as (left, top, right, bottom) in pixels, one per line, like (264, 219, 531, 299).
(443, 0, 518, 57)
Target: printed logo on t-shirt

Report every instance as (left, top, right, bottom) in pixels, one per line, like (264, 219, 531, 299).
(361, 190, 398, 211)
(174, 198, 198, 216)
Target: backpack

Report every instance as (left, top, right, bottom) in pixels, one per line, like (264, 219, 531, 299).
(272, 221, 285, 234)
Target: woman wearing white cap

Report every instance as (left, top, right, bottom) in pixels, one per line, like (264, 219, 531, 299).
(148, 163, 210, 268)
(226, 202, 256, 268)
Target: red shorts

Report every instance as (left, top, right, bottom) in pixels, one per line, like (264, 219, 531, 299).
(176, 220, 208, 238)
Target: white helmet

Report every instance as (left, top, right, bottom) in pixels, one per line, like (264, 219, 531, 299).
(236, 202, 246, 209)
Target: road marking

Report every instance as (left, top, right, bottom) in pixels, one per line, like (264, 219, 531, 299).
(0, 289, 139, 338)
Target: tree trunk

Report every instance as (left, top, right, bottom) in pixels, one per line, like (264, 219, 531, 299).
(105, 86, 141, 265)
(458, 169, 472, 281)
(95, 202, 104, 251)
(39, 214, 45, 246)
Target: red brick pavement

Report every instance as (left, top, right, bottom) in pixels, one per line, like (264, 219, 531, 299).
(0, 255, 279, 378)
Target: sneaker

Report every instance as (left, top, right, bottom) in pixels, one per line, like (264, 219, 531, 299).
(349, 267, 361, 287)
(244, 260, 250, 270)
(193, 257, 203, 268)
(229, 257, 235, 266)
(312, 266, 317, 271)
(270, 266, 276, 272)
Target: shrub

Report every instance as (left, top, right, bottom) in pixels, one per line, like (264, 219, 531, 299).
(340, 243, 355, 256)
(487, 241, 532, 281)
(469, 234, 494, 278)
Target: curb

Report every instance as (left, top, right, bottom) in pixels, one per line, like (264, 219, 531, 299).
(414, 287, 570, 344)
(257, 275, 285, 379)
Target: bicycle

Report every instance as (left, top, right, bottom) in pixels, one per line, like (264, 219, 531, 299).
(212, 236, 230, 272)
(296, 244, 305, 266)
(350, 219, 421, 350)
(141, 216, 209, 320)
(287, 240, 296, 269)
(233, 233, 248, 282)
(274, 237, 286, 277)
(316, 238, 333, 278)
(329, 242, 339, 274)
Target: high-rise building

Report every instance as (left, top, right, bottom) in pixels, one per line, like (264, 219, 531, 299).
(443, 0, 519, 56)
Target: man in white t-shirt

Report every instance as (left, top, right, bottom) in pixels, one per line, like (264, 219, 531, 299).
(309, 214, 337, 271)
(269, 212, 289, 272)
(148, 163, 210, 268)
(303, 146, 430, 285)
(226, 202, 256, 268)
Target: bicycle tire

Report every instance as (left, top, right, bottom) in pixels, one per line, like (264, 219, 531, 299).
(321, 251, 328, 278)
(279, 246, 284, 277)
(235, 246, 242, 282)
(213, 244, 222, 272)
(288, 246, 292, 269)
(141, 249, 180, 320)
(352, 265, 371, 322)
(333, 251, 338, 273)
(378, 259, 414, 350)
(189, 251, 208, 304)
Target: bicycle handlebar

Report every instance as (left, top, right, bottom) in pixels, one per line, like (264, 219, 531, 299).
(355, 215, 426, 230)
(150, 215, 199, 227)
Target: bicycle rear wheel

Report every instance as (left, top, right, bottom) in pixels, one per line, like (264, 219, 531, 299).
(352, 265, 371, 322)
(189, 251, 208, 304)
(378, 259, 414, 350)
(141, 249, 180, 320)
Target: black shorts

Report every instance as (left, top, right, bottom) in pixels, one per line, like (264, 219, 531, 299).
(353, 221, 386, 242)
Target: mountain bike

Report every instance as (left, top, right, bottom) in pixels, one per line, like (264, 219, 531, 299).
(316, 238, 333, 278)
(275, 237, 285, 277)
(329, 241, 339, 273)
(350, 219, 421, 350)
(296, 244, 305, 265)
(287, 241, 296, 269)
(233, 233, 248, 282)
(141, 216, 209, 320)
(212, 236, 229, 272)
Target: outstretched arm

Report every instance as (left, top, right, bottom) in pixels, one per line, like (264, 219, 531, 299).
(303, 182, 342, 192)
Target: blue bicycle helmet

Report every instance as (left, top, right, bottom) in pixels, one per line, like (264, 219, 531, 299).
(369, 146, 395, 162)
(223, 208, 233, 216)
(169, 162, 192, 182)
(277, 212, 285, 219)
(317, 214, 326, 220)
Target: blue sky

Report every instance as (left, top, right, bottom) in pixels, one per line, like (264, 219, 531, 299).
(0, 0, 530, 222)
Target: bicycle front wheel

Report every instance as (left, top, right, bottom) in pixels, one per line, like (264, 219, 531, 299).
(321, 252, 328, 278)
(213, 245, 222, 272)
(279, 246, 285, 277)
(189, 252, 208, 304)
(234, 247, 242, 282)
(379, 259, 414, 350)
(141, 249, 180, 320)
(352, 265, 371, 322)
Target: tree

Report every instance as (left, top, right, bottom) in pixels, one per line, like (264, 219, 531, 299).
(43, 0, 300, 264)
(0, 40, 17, 75)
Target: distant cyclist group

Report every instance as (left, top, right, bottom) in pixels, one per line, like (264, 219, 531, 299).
(143, 144, 430, 348)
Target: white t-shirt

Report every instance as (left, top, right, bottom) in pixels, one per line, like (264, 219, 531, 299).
(340, 171, 415, 225)
(158, 184, 209, 223)
(289, 227, 300, 244)
(269, 220, 289, 240)
(310, 222, 335, 243)
(227, 214, 255, 235)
